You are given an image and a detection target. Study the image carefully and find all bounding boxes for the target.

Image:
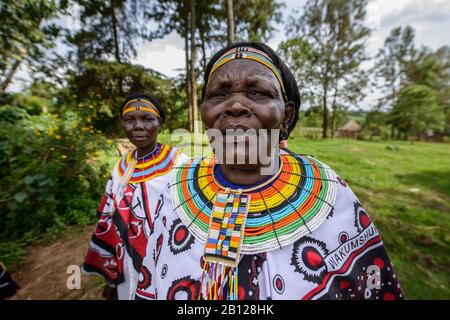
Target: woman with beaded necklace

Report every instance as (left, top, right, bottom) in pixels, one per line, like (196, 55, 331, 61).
(83, 93, 186, 299)
(135, 43, 404, 300)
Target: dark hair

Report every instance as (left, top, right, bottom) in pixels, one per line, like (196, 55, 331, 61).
(119, 92, 166, 123)
(202, 42, 301, 138)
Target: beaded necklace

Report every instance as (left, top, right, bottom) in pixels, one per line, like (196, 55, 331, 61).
(113, 143, 180, 214)
(118, 143, 180, 184)
(169, 153, 338, 299)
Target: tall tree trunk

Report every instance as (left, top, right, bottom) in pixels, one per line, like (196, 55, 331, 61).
(1, 59, 22, 92)
(322, 54, 332, 139)
(199, 25, 207, 70)
(390, 86, 396, 139)
(189, 0, 198, 133)
(110, 0, 121, 63)
(331, 106, 337, 139)
(226, 0, 235, 44)
(184, 0, 192, 131)
(110, 0, 124, 97)
(331, 89, 338, 139)
(322, 92, 328, 139)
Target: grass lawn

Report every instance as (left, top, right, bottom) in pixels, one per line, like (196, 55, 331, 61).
(285, 137, 450, 299)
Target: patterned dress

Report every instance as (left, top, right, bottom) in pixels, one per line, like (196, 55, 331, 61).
(83, 143, 186, 299)
(134, 152, 404, 300)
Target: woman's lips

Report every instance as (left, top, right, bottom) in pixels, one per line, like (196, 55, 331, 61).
(132, 136, 148, 141)
(220, 124, 251, 134)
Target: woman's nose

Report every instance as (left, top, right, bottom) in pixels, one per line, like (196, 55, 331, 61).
(224, 99, 251, 118)
(133, 119, 145, 129)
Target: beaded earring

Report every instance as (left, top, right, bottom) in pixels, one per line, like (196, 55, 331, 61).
(280, 126, 289, 149)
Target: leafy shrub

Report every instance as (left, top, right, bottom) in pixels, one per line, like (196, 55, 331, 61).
(0, 102, 116, 265)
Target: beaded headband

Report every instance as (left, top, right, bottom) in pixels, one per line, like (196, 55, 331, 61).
(208, 47, 287, 101)
(122, 98, 161, 118)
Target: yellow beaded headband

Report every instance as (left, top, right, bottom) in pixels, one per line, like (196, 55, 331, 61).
(122, 98, 161, 118)
(208, 47, 287, 101)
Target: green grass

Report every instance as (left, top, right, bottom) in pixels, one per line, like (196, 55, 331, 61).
(287, 137, 450, 299)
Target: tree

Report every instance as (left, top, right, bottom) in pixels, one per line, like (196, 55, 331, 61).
(363, 111, 390, 140)
(281, 0, 371, 138)
(189, 0, 199, 132)
(432, 46, 450, 135)
(226, 0, 235, 44)
(0, 0, 63, 93)
(375, 27, 450, 139)
(110, 0, 121, 63)
(145, 0, 209, 131)
(279, 37, 316, 111)
(374, 26, 416, 111)
(406, 46, 450, 134)
(233, 0, 283, 42)
(303, 106, 323, 128)
(66, 0, 155, 64)
(390, 84, 445, 140)
(66, 60, 185, 134)
(375, 26, 450, 138)
(64, 0, 164, 101)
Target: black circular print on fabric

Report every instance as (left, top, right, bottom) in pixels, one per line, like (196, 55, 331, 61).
(168, 218, 195, 255)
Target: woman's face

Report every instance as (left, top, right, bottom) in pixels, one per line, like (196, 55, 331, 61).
(122, 107, 161, 151)
(201, 59, 294, 165)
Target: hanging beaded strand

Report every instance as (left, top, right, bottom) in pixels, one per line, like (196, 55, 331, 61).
(198, 187, 250, 300)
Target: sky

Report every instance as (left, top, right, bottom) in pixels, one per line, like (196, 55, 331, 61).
(132, 0, 450, 77)
(9, 0, 450, 109)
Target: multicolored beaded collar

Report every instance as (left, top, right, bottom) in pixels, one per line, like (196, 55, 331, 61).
(208, 47, 288, 101)
(170, 153, 337, 254)
(170, 153, 337, 299)
(118, 143, 180, 184)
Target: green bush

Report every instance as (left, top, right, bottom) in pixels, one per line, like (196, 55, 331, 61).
(0, 102, 115, 266)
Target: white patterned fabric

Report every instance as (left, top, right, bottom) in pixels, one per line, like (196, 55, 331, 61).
(134, 155, 404, 300)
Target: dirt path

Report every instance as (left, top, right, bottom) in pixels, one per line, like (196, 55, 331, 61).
(8, 224, 105, 300)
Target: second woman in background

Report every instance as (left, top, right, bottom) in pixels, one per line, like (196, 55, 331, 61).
(83, 93, 186, 299)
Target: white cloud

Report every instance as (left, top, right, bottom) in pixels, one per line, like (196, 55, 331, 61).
(367, 0, 450, 52)
(132, 33, 186, 78)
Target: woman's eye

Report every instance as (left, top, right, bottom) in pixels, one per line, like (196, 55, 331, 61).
(249, 90, 272, 98)
(208, 91, 227, 99)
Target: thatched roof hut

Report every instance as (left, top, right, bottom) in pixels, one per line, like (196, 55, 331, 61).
(338, 120, 362, 139)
